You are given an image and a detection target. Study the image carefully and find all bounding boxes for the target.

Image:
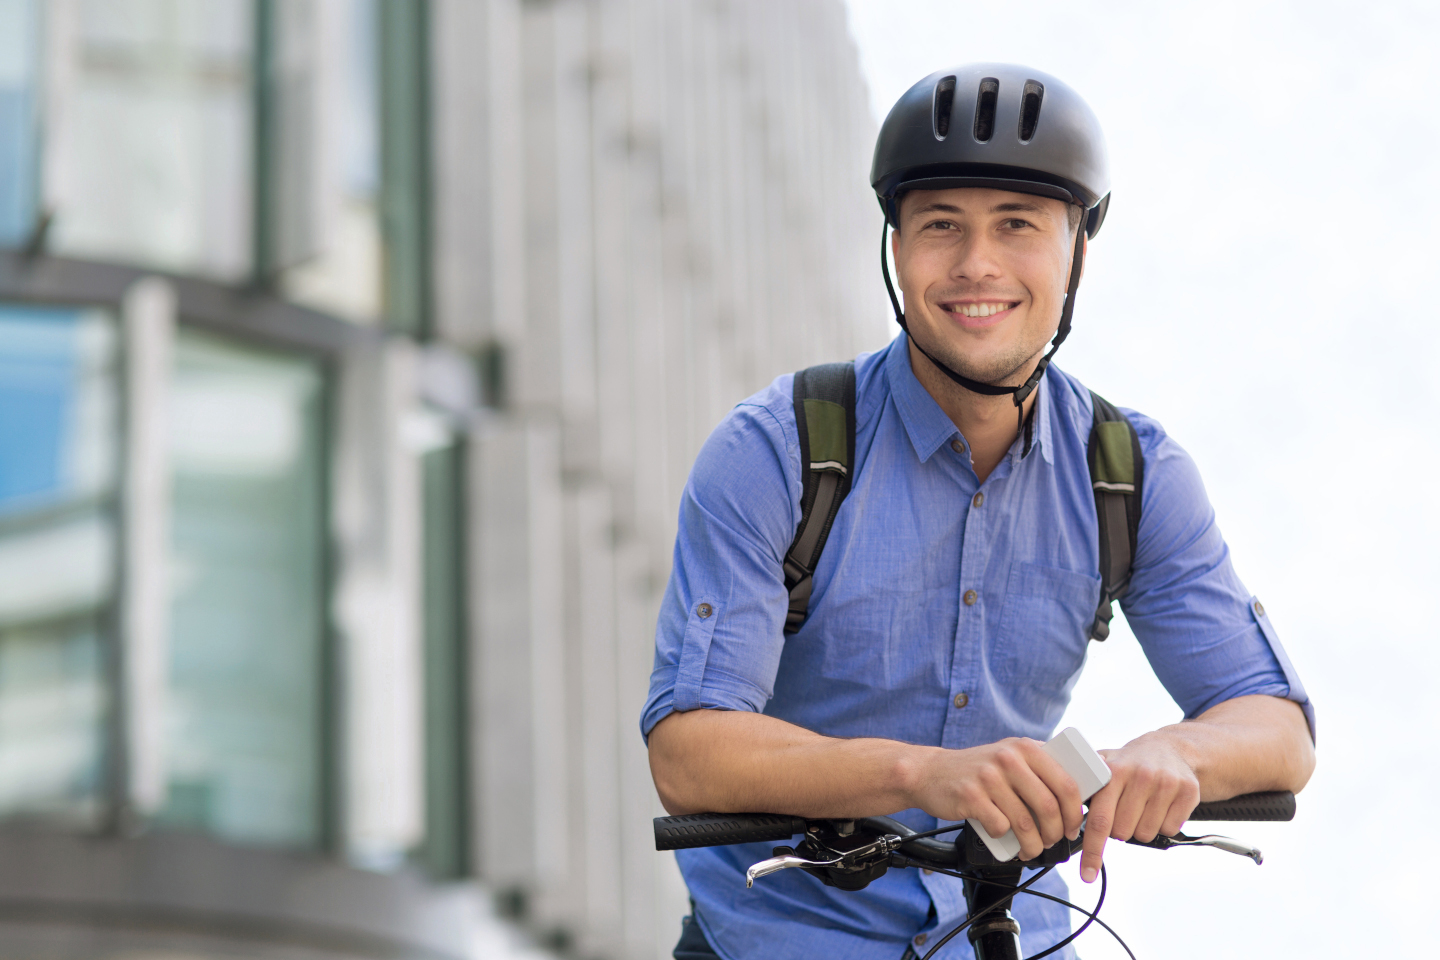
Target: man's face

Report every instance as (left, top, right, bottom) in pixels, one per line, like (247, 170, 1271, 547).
(892, 187, 1079, 387)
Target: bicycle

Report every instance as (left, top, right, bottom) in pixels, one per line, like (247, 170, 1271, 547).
(654, 791, 1295, 959)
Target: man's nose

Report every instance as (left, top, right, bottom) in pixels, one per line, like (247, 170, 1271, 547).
(951, 232, 1004, 282)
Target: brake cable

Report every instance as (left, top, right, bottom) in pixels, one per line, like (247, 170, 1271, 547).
(904, 862, 1135, 960)
(911, 864, 1056, 960)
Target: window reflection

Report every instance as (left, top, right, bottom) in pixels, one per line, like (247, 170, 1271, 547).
(278, 0, 384, 322)
(49, 0, 255, 279)
(161, 330, 326, 849)
(0, 303, 118, 824)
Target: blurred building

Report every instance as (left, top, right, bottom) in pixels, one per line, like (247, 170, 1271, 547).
(0, 1, 884, 958)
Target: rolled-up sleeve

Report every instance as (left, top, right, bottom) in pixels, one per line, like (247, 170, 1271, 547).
(1120, 413, 1316, 741)
(640, 390, 801, 742)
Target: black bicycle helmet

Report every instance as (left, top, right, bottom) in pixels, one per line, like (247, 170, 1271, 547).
(872, 64, 1111, 411)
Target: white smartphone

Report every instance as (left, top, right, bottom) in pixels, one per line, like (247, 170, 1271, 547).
(968, 726, 1112, 862)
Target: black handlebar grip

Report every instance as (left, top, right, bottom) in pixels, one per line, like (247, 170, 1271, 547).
(654, 813, 807, 851)
(1188, 791, 1296, 822)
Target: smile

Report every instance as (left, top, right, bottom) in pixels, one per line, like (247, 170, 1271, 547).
(942, 301, 1018, 319)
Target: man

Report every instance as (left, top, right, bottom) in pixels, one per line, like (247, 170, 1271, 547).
(641, 64, 1315, 960)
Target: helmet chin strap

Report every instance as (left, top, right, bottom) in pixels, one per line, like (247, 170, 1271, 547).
(881, 214, 1088, 441)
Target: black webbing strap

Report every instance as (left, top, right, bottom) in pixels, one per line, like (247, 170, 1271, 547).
(783, 363, 856, 634)
(1086, 391, 1144, 641)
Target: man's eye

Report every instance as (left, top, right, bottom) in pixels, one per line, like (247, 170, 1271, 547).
(927, 220, 956, 231)
(1004, 218, 1033, 229)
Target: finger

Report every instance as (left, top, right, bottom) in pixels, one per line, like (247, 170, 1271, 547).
(1132, 776, 1179, 843)
(1009, 770, 1066, 850)
(992, 740, 1066, 848)
(1080, 785, 1117, 883)
(968, 742, 1041, 857)
(1027, 749, 1085, 841)
(994, 790, 1045, 860)
(967, 793, 1012, 843)
(996, 742, 1066, 854)
(1159, 784, 1200, 838)
(1108, 769, 1151, 842)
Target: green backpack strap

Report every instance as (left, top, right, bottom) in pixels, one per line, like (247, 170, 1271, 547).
(783, 362, 856, 634)
(1087, 391, 1144, 641)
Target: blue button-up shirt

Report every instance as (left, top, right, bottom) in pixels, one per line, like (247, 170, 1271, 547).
(641, 334, 1312, 960)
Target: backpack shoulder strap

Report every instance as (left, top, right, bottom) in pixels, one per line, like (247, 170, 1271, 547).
(783, 362, 856, 634)
(1087, 391, 1144, 641)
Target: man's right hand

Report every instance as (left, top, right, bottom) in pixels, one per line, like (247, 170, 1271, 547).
(905, 738, 1084, 860)
(649, 710, 1084, 862)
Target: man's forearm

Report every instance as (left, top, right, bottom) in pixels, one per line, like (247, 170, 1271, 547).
(648, 708, 921, 817)
(648, 707, 1092, 864)
(1129, 694, 1314, 801)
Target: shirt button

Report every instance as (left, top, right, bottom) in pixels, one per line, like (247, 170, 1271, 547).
(1254, 600, 1266, 616)
(972, 492, 984, 508)
(915, 933, 928, 946)
(950, 439, 964, 454)
(954, 692, 969, 709)
(923, 868, 933, 875)
(963, 589, 977, 606)
(696, 603, 713, 619)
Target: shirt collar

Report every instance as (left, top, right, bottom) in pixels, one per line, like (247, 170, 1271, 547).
(1021, 367, 1055, 465)
(885, 332, 1055, 466)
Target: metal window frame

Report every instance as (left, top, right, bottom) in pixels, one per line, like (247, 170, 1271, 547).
(379, 0, 434, 338)
(0, 251, 376, 358)
(416, 436, 472, 879)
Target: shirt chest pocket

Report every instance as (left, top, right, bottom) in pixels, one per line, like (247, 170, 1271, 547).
(993, 562, 1102, 692)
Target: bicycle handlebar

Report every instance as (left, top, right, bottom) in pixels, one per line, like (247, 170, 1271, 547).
(1188, 790, 1295, 821)
(654, 812, 807, 850)
(653, 791, 1295, 851)
(653, 792, 1294, 958)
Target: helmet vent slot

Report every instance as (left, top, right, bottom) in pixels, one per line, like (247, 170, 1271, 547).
(1019, 80, 1045, 141)
(973, 78, 999, 142)
(933, 76, 957, 139)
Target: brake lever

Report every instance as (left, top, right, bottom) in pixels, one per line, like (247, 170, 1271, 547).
(745, 833, 906, 888)
(1127, 831, 1264, 865)
(745, 852, 844, 887)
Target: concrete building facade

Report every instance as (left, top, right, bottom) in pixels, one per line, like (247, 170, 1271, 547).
(0, 1, 886, 958)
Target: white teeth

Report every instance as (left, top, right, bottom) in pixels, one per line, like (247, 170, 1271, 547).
(953, 302, 1011, 318)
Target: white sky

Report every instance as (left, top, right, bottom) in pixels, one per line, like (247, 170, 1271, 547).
(843, 0, 1439, 955)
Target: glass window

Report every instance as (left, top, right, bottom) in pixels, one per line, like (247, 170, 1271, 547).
(159, 329, 326, 849)
(0, 0, 40, 245)
(278, 0, 384, 323)
(0, 303, 119, 825)
(48, 0, 255, 279)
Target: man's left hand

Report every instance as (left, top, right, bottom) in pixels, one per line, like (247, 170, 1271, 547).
(1078, 734, 1199, 883)
(1075, 694, 1314, 883)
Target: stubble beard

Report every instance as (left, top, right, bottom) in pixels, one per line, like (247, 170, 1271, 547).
(907, 312, 1050, 389)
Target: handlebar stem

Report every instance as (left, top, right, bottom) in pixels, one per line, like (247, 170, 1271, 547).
(962, 865, 1025, 960)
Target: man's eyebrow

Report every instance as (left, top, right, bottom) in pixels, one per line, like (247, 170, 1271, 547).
(906, 201, 963, 218)
(991, 200, 1046, 214)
